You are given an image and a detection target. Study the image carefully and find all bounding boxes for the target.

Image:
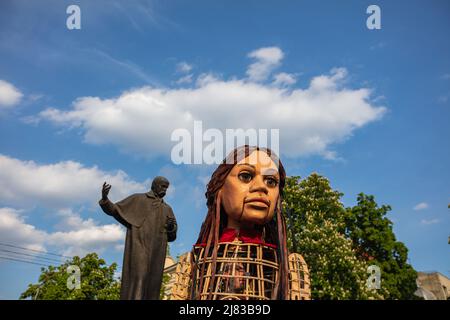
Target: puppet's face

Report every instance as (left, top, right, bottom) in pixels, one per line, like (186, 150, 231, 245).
(220, 150, 280, 229)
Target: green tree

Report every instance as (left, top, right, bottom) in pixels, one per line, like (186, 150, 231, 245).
(160, 244, 171, 299)
(160, 272, 171, 299)
(283, 174, 381, 299)
(344, 193, 418, 299)
(20, 253, 120, 300)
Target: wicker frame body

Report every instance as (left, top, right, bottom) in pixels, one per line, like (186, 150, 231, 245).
(191, 241, 279, 300)
(167, 246, 311, 300)
(288, 253, 311, 300)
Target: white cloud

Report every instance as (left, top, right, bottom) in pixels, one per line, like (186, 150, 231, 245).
(0, 154, 147, 209)
(53, 208, 98, 231)
(272, 72, 297, 87)
(0, 207, 125, 258)
(48, 208, 125, 257)
(176, 74, 193, 84)
(196, 73, 220, 86)
(0, 79, 23, 108)
(246, 46, 284, 82)
(0, 208, 47, 252)
(36, 47, 386, 160)
(321, 150, 344, 162)
(176, 61, 193, 73)
(413, 202, 429, 211)
(48, 223, 124, 257)
(420, 219, 439, 225)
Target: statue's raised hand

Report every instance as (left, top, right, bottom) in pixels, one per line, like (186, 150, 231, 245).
(102, 182, 111, 200)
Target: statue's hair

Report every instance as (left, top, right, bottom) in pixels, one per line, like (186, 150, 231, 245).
(190, 145, 289, 300)
(151, 176, 169, 191)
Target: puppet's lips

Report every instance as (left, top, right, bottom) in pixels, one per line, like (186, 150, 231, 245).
(245, 198, 270, 207)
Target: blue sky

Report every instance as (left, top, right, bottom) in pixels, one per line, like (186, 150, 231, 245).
(0, 0, 449, 299)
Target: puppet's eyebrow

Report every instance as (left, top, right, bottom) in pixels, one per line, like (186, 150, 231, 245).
(237, 163, 256, 169)
(262, 168, 279, 176)
(237, 164, 279, 175)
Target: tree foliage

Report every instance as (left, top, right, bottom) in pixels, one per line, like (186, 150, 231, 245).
(284, 174, 418, 300)
(19, 253, 120, 300)
(344, 193, 418, 299)
(283, 174, 381, 299)
(160, 244, 171, 299)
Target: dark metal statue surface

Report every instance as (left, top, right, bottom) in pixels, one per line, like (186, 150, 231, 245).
(99, 176, 177, 300)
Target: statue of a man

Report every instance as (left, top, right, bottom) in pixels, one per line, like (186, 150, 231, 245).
(99, 176, 177, 300)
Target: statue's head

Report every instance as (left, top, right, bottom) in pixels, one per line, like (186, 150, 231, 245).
(151, 176, 170, 198)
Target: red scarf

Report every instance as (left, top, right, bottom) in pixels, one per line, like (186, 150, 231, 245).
(196, 228, 277, 248)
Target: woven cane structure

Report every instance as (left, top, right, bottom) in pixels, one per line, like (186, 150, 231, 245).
(288, 253, 311, 300)
(191, 241, 279, 300)
(167, 252, 192, 300)
(166, 248, 311, 300)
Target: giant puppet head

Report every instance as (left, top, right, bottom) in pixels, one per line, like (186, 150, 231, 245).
(192, 145, 289, 300)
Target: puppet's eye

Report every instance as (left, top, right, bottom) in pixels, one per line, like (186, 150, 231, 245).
(238, 172, 253, 183)
(265, 177, 279, 188)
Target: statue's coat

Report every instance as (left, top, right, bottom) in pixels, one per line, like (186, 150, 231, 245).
(99, 190, 177, 300)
